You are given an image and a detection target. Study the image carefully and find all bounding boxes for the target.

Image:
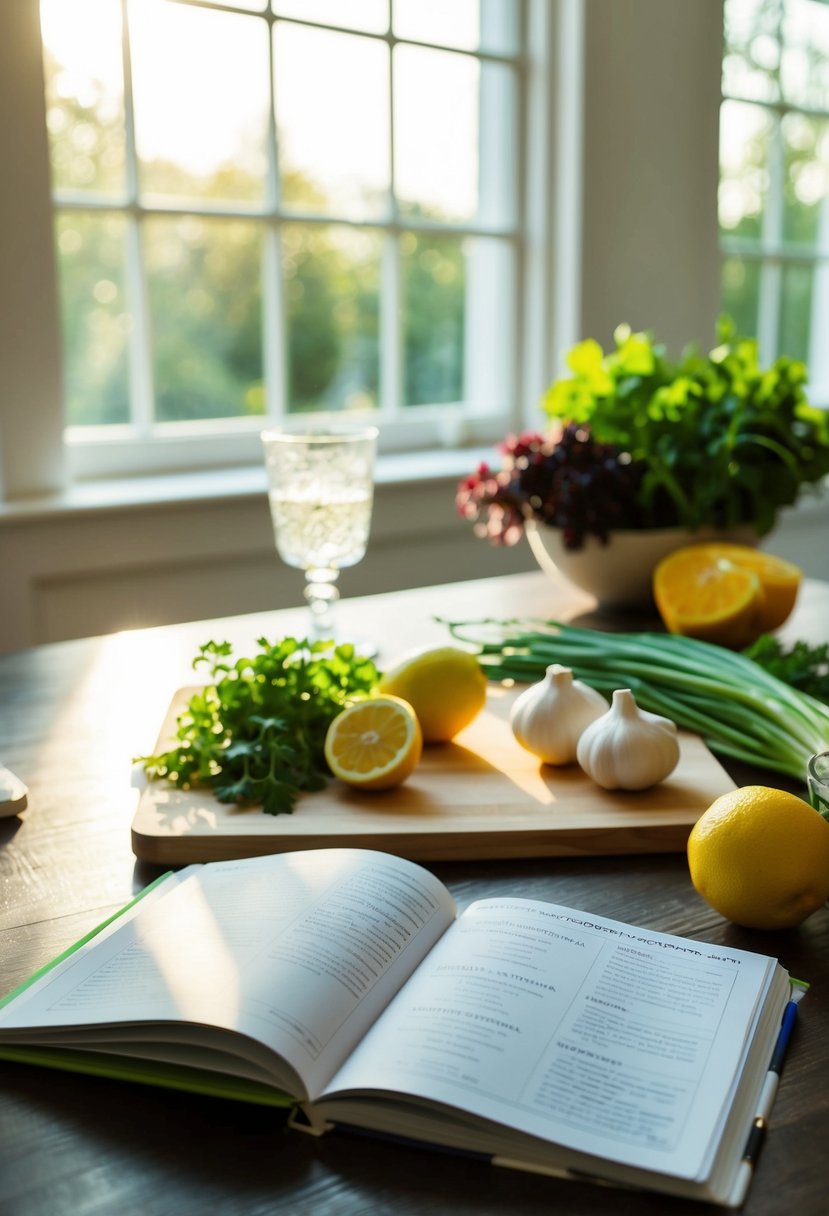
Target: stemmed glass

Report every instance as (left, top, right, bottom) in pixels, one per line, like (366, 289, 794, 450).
(261, 422, 378, 644)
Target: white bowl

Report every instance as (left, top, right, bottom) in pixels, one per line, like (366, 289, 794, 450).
(525, 519, 759, 609)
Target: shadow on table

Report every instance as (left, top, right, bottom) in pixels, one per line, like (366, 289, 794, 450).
(0, 815, 24, 850)
(0, 1056, 708, 1216)
(0, 1061, 306, 1202)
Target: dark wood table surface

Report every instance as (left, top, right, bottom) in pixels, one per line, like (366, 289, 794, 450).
(1, 571, 828, 1216)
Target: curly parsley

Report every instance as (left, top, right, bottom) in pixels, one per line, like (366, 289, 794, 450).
(742, 635, 829, 706)
(137, 636, 379, 814)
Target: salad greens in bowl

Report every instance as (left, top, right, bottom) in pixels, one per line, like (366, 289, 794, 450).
(458, 317, 829, 553)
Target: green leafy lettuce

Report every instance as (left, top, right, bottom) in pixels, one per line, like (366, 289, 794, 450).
(542, 318, 829, 535)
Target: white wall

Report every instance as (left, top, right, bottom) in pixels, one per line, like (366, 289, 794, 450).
(0, 474, 537, 651)
(2, 468, 823, 655)
(0, 0, 64, 500)
(580, 0, 724, 353)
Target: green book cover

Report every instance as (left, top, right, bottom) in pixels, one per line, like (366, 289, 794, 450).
(0, 872, 293, 1109)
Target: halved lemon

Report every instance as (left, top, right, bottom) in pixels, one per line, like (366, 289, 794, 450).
(653, 545, 766, 648)
(324, 695, 423, 790)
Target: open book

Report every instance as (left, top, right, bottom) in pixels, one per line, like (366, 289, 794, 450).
(0, 849, 800, 1207)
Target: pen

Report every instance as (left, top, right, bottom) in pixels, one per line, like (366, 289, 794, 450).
(729, 997, 800, 1208)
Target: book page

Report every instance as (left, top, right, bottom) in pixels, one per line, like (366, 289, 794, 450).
(323, 897, 777, 1178)
(0, 849, 456, 1099)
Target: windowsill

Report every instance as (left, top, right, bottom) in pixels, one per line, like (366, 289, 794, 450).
(2, 450, 827, 533)
(0, 446, 494, 525)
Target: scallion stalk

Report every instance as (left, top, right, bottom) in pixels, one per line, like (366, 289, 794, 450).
(444, 618, 829, 782)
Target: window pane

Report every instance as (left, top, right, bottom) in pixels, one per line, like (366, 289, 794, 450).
(721, 255, 761, 337)
(393, 0, 517, 54)
(144, 217, 264, 422)
(273, 0, 388, 33)
(275, 25, 390, 218)
(778, 261, 813, 361)
(781, 0, 829, 110)
(722, 0, 781, 103)
(402, 233, 513, 410)
(719, 100, 774, 242)
(395, 45, 481, 224)
(283, 225, 381, 413)
(40, 0, 126, 196)
(57, 211, 131, 425)
(782, 112, 829, 251)
(719, 0, 777, 103)
(402, 232, 464, 406)
(129, 0, 270, 204)
(394, 0, 479, 49)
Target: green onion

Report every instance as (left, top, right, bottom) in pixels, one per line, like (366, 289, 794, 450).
(443, 618, 829, 782)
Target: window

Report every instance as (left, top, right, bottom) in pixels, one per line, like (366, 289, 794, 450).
(720, 0, 829, 402)
(39, 0, 525, 478)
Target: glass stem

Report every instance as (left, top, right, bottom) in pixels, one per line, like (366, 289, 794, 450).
(304, 566, 340, 640)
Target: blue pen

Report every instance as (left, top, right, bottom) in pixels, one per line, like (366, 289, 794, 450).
(751, 999, 798, 1129)
(730, 997, 801, 1207)
(770, 1000, 798, 1075)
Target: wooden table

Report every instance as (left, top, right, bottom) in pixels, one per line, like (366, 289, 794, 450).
(1, 571, 828, 1216)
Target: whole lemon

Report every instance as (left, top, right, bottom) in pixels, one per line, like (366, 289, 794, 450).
(687, 785, 829, 929)
(377, 645, 488, 743)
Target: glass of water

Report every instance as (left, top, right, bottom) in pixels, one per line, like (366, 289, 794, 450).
(261, 421, 378, 643)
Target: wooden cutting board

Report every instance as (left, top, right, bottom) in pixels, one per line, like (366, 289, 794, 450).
(131, 685, 736, 865)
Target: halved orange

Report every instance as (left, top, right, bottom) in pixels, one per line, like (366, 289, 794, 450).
(689, 543, 801, 632)
(324, 695, 423, 791)
(653, 546, 766, 648)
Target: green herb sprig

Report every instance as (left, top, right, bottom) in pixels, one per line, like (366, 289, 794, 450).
(743, 635, 829, 706)
(137, 637, 379, 814)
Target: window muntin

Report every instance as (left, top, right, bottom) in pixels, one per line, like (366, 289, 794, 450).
(39, 0, 523, 474)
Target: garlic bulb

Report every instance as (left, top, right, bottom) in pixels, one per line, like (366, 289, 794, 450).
(576, 688, 680, 791)
(510, 664, 607, 765)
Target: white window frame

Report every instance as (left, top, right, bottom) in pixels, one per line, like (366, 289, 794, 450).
(0, 0, 575, 497)
(720, 0, 829, 407)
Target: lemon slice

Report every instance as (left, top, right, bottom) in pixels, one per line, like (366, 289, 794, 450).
(324, 695, 423, 790)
